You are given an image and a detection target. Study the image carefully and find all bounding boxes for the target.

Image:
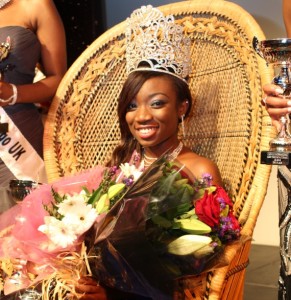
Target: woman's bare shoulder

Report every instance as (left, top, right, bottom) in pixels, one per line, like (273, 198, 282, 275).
(19, 0, 54, 10)
(177, 150, 223, 186)
(20, 0, 58, 20)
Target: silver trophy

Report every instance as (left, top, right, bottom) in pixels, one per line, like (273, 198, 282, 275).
(253, 37, 291, 165)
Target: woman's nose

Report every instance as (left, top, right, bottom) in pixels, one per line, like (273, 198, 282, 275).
(135, 105, 152, 122)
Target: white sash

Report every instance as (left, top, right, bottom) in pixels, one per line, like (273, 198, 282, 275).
(0, 107, 47, 183)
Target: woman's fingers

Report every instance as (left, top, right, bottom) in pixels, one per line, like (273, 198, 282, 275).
(263, 83, 284, 96)
(72, 277, 108, 300)
(264, 95, 291, 109)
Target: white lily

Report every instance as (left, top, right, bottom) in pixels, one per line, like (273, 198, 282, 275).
(167, 235, 212, 256)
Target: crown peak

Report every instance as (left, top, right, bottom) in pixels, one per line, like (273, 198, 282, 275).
(126, 5, 192, 83)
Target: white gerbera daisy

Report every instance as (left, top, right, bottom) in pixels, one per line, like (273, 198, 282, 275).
(57, 191, 88, 215)
(62, 205, 98, 235)
(38, 216, 77, 248)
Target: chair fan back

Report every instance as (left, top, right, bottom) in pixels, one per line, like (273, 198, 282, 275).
(44, 2, 275, 298)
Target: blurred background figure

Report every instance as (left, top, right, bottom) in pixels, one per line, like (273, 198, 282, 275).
(283, 0, 291, 37)
(0, 0, 66, 213)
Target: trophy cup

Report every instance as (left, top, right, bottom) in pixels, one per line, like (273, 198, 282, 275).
(253, 37, 291, 165)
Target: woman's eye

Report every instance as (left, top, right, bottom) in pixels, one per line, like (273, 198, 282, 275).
(127, 102, 137, 111)
(151, 100, 165, 107)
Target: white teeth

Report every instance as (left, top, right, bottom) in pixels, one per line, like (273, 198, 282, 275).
(138, 128, 154, 133)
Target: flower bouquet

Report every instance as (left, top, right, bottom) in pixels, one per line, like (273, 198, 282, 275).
(0, 153, 240, 299)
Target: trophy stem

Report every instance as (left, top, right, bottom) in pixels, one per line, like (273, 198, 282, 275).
(269, 66, 291, 152)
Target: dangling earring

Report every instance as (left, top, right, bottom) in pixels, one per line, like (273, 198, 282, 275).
(181, 114, 185, 139)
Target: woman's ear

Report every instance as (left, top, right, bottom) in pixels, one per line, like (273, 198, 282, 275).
(179, 99, 189, 118)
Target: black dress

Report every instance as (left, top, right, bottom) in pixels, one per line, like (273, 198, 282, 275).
(278, 165, 291, 299)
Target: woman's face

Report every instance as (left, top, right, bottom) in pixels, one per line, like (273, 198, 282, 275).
(125, 76, 186, 153)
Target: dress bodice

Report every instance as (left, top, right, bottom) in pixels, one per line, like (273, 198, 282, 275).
(0, 26, 41, 85)
(0, 26, 43, 154)
(0, 26, 43, 213)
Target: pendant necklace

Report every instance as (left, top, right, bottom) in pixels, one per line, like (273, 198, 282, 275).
(143, 141, 184, 168)
(0, 0, 10, 9)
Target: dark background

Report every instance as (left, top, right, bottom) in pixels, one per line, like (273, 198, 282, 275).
(54, 0, 106, 67)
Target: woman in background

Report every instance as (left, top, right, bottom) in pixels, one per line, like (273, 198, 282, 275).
(0, 0, 66, 213)
(283, 0, 291, 37)
(263, 81, 291, 300)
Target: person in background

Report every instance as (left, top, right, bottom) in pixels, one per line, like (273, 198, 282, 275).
(0, 0, 67, 213)
(283, 0, 291, 37)
(263, 83, 291, 300)
(262, 3, 291, 298)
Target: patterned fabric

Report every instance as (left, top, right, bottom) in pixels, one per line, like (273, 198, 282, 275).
(278, 166, 291, 300)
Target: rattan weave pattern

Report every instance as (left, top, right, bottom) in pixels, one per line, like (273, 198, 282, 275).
(44, 0, 275, 299)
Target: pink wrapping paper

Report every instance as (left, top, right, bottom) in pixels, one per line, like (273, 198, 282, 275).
(0, 166, 106, 295)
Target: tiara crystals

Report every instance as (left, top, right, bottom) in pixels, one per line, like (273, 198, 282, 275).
(126, 5, 192, 82)
(0, 0, 10, 9)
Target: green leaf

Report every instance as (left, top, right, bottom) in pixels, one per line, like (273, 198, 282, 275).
(87, 186, 103, 206)
(178, 208, 196, 219)
(51, 187, 65, 204)
(151, 170, 180, 201)
(174, 218, 211, 234)
(173, 178, 189, 187)
(151, 215, 173, 229)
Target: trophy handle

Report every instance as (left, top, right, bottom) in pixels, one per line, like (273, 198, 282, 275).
(252, 36, 265, 59)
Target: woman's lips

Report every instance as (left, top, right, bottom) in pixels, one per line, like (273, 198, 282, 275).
(135, 127, 158, 139)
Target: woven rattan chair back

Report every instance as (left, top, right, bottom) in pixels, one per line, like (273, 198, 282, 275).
(44, 1, 275, 299)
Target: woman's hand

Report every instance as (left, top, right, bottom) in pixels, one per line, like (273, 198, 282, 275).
(0, 81, 16, 107)
(262, 84, 291, 131)
(72, 277, 108, 300)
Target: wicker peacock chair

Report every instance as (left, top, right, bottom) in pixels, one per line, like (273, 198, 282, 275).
(43, 0, 275, 299)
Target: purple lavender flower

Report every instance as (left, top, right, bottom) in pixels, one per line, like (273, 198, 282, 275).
(201, 173, 213, 186)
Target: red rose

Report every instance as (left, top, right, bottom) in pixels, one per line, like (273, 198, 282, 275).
(195, 189, 220, 227)
(195, 186, 241, 241)
(195, 186, 233, 227)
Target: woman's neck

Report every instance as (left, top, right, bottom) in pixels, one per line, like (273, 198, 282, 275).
(143, 141, 184, 168)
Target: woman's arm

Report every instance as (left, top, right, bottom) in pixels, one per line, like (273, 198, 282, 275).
(283, 0, 291, 37)
(0, 0, 67, 105)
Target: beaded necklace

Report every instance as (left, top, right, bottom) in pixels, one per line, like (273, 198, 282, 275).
(143, 141, 183, 168)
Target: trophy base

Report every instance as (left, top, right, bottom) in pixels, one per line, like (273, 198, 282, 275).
(0, 122, 8, 133)
(261, 150, 291, 166)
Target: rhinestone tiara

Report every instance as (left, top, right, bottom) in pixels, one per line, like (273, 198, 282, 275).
(125, 5, 192, 82)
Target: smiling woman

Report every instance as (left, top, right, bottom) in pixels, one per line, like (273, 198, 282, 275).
(108, 71, 222, 186)
(124, 75, 189, 151)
